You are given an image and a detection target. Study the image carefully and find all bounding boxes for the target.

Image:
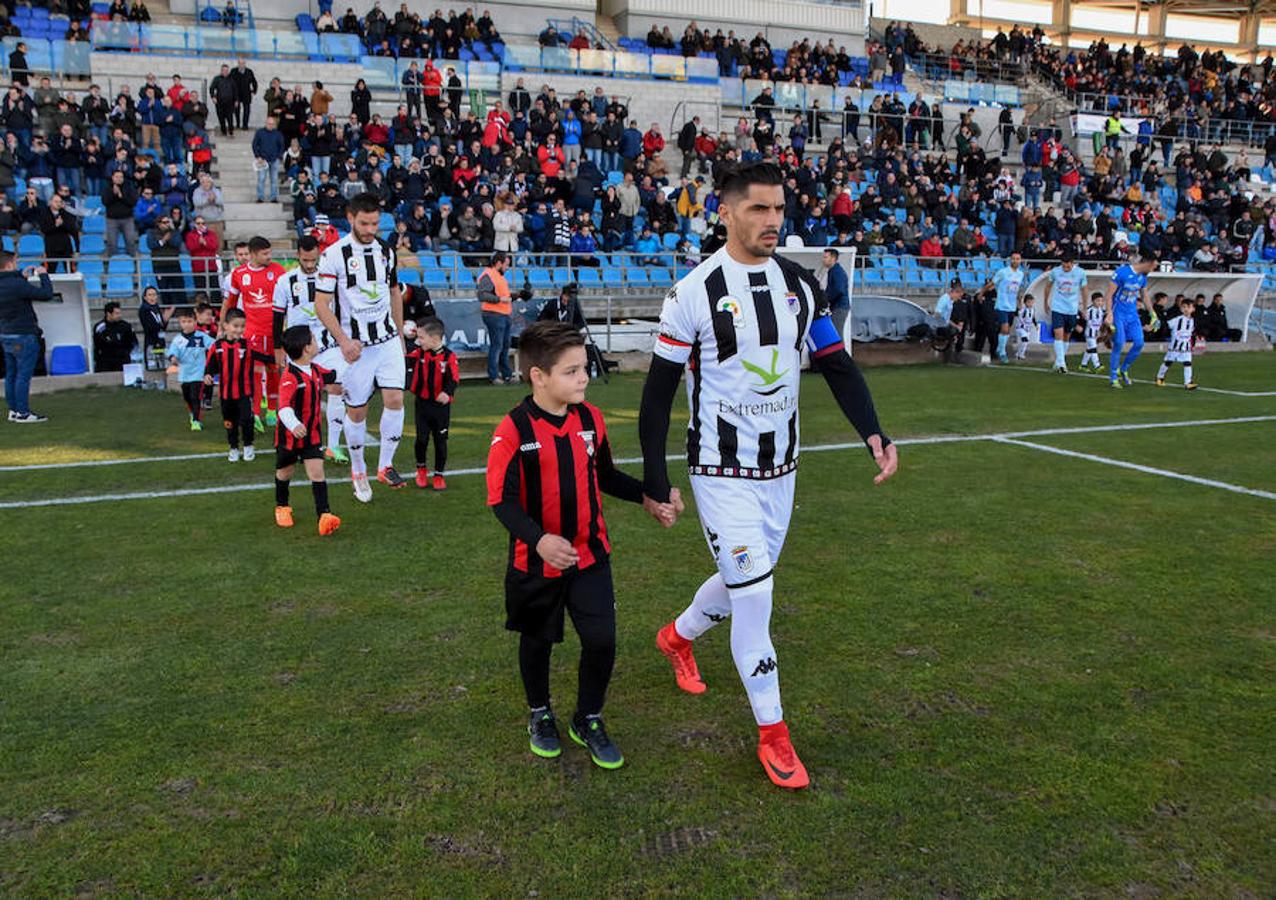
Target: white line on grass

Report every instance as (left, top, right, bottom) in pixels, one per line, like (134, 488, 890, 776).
(991, 362, 1276, 396)
(0, 438, 382, 472)
(3, 414, 1274, 510)
(993, 437, 1276, 502)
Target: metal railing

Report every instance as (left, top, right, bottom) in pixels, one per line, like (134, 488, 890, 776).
(907, 51, 1028, 86)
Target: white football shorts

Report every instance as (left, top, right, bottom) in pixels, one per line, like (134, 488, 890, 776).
(690, 472, 795, 589)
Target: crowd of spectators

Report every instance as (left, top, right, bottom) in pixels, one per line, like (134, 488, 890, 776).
(0, 67, 231, 267)
(312, 4, 502, 60)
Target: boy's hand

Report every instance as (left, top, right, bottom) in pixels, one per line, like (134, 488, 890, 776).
(436, 391, 450, 404)
(203, 374, 213, 385)
(536, 534, 579, 570)
(642, 487, 683, 528)
(290, 423, 307, 438)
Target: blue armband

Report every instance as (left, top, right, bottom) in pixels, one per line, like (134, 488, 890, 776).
(807, 314, 842, 354)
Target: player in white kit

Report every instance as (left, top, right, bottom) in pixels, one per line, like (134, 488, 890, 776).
(1014, 294, 1038, 360)
(314, 193, 408, 502)
(1081, 292, 1106, 372)
(1156, 297, 1199, 390)
(273, 235, 349, 462)
(638, 162, 898, 790)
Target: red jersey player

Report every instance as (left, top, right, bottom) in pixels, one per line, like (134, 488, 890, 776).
(274, 324, 342, 536)
(222, 235, 285, 429)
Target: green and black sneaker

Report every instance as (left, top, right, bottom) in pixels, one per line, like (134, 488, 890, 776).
(528, 708, 561, 759)
(569, 712, 624, 770)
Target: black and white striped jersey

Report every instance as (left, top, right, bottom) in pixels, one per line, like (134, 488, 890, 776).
(272, 266, 333, 351)
(315, 233, 400, 346)
(1085, 305, 1105, 336)
(653, 247, 831, 479)
(1167, 313, 1195, 353)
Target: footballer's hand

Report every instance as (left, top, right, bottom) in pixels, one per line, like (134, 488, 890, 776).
(642, 494, 676, 528)
(536, 534, 579, 570)
(867, 434, 898, 485)
(669, 486, 685, 517)
(291, 423, 307, 438)
(340, 337, 362, 363)
(436, 392, 451, 404)
(203, 374, 213, 385)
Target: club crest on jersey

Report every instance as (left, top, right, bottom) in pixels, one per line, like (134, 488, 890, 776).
(578, 429, 595, 457)
(717, 297, 746, 330)
(346, 256, 361, 273)
(785, 292, 800, 314)
(730, 545, 753, 575)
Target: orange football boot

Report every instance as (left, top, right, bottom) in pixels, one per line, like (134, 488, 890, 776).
(656, 622, 706, 694)
(274, 506, 294, 528)
(757, 721, 809, 789)
(317, 512, 342, 536)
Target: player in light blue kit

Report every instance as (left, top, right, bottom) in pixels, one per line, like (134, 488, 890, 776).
(1042, 253, 1087, 373)
(1103, 254, 1158, 388)
(990, 251, 1028, 364)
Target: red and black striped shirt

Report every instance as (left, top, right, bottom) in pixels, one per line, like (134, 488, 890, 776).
(406, 346, 460, 402)
(205, 338, 270, 400)
(276, 362, 336, 450)
(487, 398, 643, 578)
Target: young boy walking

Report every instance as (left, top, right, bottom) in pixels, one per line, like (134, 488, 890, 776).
(203, 309, 270, 461)
(485, 321, 679, 769)
(1156, 297, 1199, 390)
(166, 307, 216, 430)
(405, 316, 459, 490)
(274, 325, 342, 534)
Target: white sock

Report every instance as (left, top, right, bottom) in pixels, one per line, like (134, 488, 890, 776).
(377, 406, 404, 471)
(344, 417, 368, 476)
(326, 396, 344, 451)
(728, 578, 782, 726)
(1184, 364, 1193, 385)
(1157, 362, 1169, 380)
(674, 573, 731, 641)
(1055, 340, 1067, 368)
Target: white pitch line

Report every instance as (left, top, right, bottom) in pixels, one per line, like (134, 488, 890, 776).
(993, 437, 1276, 502)
(991, 362, 1276, 396)
(3, 414, 1275, 510)
(0, 438, 382, 472)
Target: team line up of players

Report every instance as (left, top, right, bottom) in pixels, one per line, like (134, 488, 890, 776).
(939, 252, 1202, 388)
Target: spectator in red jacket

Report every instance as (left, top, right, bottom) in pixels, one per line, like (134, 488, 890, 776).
(642, 122, 664, 159)
(919, 233, 944, 266)
(362, 114, 390, 148)
(184, 214, 222, 300)
(422, 60, 443, 115)
(693, 130, 717, 175)
(537, 134, 565, 177)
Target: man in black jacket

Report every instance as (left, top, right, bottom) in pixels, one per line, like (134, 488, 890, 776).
(93, 300, 137, 371)
(209, 64, 238, 136)
(231, 57, 257, 129)
(536, 282, 586, 328)
(102, 170, 138, 257)
(677, 115, 699, 178)
(0, 251, 53, 421)
(147, 213, 186, 305)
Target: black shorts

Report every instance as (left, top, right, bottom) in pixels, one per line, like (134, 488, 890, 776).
(275, 443, 324, 468)
(505, 559, 614, 643)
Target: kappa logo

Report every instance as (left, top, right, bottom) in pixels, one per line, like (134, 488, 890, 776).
(705, 525, 721, 558)
(750, 657, 777, 677)
(702, 611, 728, 623)
(730, 545, 753, 574)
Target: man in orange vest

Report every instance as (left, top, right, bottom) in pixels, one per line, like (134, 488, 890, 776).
(478, 250, 515, 383)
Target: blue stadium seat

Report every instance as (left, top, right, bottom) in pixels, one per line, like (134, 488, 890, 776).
(576, 267, 602, 286)
(421, 269, 449, 289)
(18, 233, 44, 257)
(107, 255, 133, 274)
(649, 267, 673, 287)
(552, 266, 573, 286)
(600, 266, 623, 285)
(79, 235, 105, 255)
(453, 268, 476, 289)
(527, 267, 553, 290)
(82, 215, 105, 234)
(105, 274, 133, 298)
(49, 345, 88, 375)
(398, 268, 422, 286)
(624, 267, 649, 286)
(418, 252, 438, 268)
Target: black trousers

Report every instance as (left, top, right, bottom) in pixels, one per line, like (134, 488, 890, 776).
(413, 399, 450, 471)
(181, 381, 204, 420)
(215, 101, 235, 135)
(236, 97, 251, 129)
(220, 396, 254, 448)
(510, 561, 616, 716)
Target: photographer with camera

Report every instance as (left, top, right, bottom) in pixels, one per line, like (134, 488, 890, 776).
(0, 251, 53, 423)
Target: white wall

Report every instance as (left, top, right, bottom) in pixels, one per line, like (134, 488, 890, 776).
(500, 69, 721, 135)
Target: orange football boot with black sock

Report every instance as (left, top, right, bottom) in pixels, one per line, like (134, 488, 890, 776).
(757, 720, 809, 789)
(317, 512, 341, 536)
(274, 506, 294, 528)
(656, 622, 706, 694)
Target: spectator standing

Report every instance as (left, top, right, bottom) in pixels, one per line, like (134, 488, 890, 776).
(210, 64, 238, 136)
(102, 170, 139, 257)
(231, 57, 258, 129)
(252, 116, 284, 203)
(0, 252, 53, 422)
(147, 212, 187, 305)
(39, 193, 79, 271)
(138, 285, 173, 368)
(8, 42, 30, 87)
(184, 215, 221, 300)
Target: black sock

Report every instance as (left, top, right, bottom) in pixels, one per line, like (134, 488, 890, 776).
(518, 633, 553, 710)
(311, 480, 330, 517)
(275, 477, 289, 507)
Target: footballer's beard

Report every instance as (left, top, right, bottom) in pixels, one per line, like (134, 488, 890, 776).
(745, 229, 780, 258)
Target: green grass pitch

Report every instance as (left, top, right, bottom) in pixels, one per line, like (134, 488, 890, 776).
(1, 351, 1273, 895)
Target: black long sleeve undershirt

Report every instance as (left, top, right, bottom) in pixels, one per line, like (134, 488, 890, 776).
(812, 347, 891, 453)
(638, 356, 684, 504)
